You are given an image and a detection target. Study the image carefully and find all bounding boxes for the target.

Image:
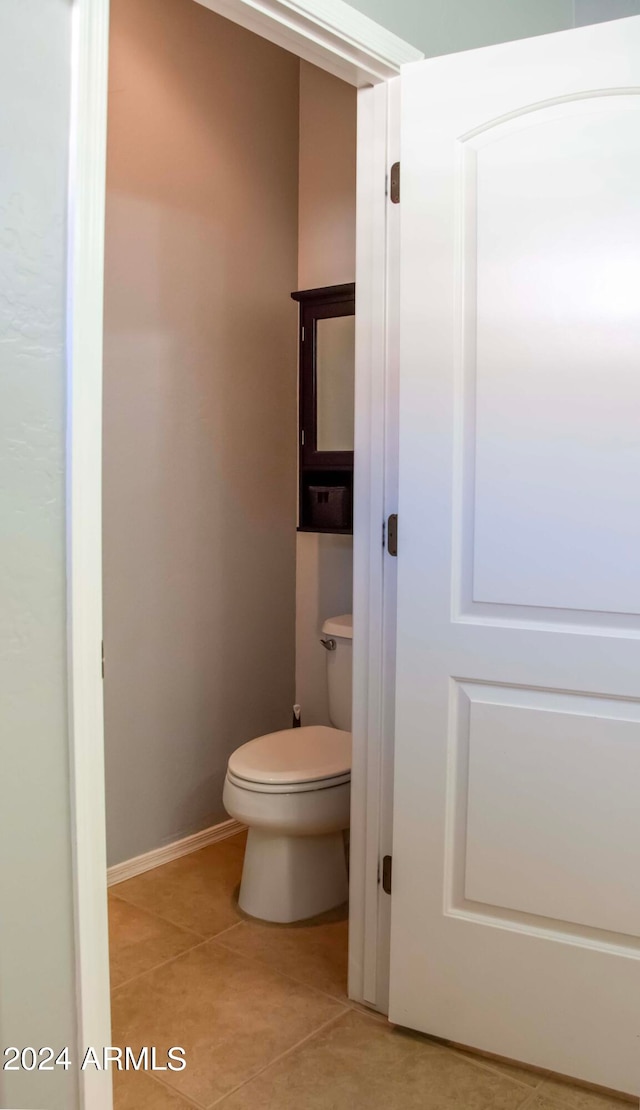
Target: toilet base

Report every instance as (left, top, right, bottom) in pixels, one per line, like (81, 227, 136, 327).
(238, 828, 348, 923)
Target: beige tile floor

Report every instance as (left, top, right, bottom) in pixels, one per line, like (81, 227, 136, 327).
(109, 833, 634, 1110)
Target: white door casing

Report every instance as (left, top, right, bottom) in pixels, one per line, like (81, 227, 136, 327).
(391, 16, 640, 1094)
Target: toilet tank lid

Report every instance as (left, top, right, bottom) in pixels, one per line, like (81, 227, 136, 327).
(322, 613, 352, 639)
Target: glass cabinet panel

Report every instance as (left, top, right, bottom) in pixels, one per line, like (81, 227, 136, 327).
(316, 315, 355, 453)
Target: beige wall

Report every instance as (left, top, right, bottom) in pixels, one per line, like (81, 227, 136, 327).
(103, 0, 299, 865)
(298, 63, 357, 290)
(0, 1, 79, 1107)
(296, 63, 356, 726)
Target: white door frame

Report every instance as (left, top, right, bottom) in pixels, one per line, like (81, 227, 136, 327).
(67, 0, 420, 1105)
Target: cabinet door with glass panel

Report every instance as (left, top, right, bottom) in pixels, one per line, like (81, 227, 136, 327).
(292, 283, 355, 534)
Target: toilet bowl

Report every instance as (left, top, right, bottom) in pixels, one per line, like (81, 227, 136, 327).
(223, 614, 353, 923)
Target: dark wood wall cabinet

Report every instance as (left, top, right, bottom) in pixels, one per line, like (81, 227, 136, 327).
(292, 283, 355, 534)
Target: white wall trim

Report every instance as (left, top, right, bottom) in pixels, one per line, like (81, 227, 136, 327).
(108, 820, 246, 886)
(66, 1, 112, 1108)
(375, 74, 401, 1014)
(193, 0, 422, 86)
(348, 79, 392, 1009)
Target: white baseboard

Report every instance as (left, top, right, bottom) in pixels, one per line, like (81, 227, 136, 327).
(107, 818, 246, 887)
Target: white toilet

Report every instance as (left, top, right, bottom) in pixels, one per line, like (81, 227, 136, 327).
(223, 614, 352, 923)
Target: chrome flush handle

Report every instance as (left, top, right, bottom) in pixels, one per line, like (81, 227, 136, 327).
(320, 637, 336, 651)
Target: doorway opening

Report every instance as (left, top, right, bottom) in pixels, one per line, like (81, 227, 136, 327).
(68, 0, 416, 1102)
(102, 0, 367, 1101)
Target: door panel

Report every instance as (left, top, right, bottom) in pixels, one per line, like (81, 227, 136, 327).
(391, 16, 640, 1093)
(462, 687, 640, 935)
(471, 101, 640, 614)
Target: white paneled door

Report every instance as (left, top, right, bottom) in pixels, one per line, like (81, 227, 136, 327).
(390, 16, 640, 1095)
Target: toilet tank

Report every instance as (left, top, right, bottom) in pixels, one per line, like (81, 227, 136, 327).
(321, 614, 353, 731)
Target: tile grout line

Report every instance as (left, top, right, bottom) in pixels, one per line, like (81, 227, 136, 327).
(209, 932, 361, 1013)
(205, 1009, 350, 1108)
(144, 1067, 209, 1110)
(111, 937, 349, 1107)
(109, 908, 252, 993)
(347, 1000, 389, 1023)
(111, 846, 574, 1109)
(389, 1033, 547, 1098)
(111, 897, 561, 1105)
(112, 907, 350, 1003)
(112, 924, 351, 1013)
(108, 913, 615, 1110)
(501, 1078, 626, 1110)
(446, 1048, 547, 1092)
(108, 888, 211, 943)
(205, 920, 244, 943)
(206, 940, 356, 1018)
(402, 1036, 632, 1106)
(110, 935, 214, 994)
(515, 1085, 547, 1110)
(108, 832, 246, 936)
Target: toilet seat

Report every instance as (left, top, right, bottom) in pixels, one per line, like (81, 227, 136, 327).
(227, 725, 351, 794)
(226, 768, 351, 794)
